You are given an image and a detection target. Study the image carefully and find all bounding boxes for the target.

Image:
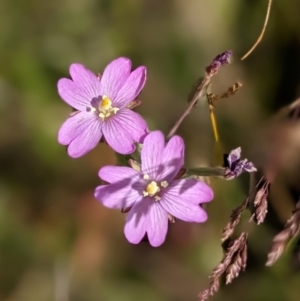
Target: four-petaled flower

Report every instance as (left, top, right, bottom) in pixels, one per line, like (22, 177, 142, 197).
(57, 57, 148, 157)
(224, 147, 257, 180)
(95, 131, 214, 247)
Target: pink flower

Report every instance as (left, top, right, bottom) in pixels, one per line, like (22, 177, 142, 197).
(57, 57, 147, 157)
(95, 131, 214, 247)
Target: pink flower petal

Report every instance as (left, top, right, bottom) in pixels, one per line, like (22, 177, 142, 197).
(57, 64, 102, 111)
(160, 192, 208, 223)
(114, 109, 147, 143)
(114, 66, 147, 108)
(147, 202, 168, 247)
(58, 79, 92, 111)
(141, 131, 165, 179)
(58, 112, 103, 158)
(99, 166, 140, 184)
(101, 57, 132, 101)
(58, 112, 97, 144)
(102, 110, 144, 154)
(69, 63, 102, 98)
(157, 135, 184, 182)
(125, 199, 168, 247)
(164, 179, 214, 205)
(124, 198, 151, 244)
(95, 184, 141, 210)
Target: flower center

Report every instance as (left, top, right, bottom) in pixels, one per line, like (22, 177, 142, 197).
(145, 181, 160, 196)
(98, 95, 119, 120)
(142, 174, 169, 201)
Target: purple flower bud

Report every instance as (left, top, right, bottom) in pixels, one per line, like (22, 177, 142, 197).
(214, 50, 233, 65)
(206, 50, 233, 76)
(224, 147, 257, 180)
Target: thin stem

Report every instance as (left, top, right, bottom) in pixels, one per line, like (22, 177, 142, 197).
(186, 166, 225, 177)
(241, 0, 273, 60)
(209, 105, 219, 142)
(167, 75, 211, 139)
(167, 50, 232, 139)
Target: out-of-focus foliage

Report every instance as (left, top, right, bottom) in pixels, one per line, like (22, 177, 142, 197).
(0, 0, 300, 300)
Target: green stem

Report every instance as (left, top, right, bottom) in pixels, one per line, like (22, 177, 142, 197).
(186, 166, 225, 177)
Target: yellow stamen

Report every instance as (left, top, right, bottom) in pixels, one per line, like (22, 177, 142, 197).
(100, 96, 112, 110)
(145, 181, 160, 196)
(142, 178, 167, 201)
(154, 196, 161, 202)
(161, 181, 168, 188)
(97, 95, 119, 120)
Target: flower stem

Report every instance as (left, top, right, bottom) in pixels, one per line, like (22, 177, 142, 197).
(167, 75, 211, 139)
(186, 166, 225, 177)
(167, 51, 232, 140)
(209, 105, 219, 142)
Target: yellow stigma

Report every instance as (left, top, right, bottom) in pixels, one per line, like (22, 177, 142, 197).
(143, 181, 160, 197)
(98, 95, 119, 120)
(100, 96, 112, 110)
(142, 177, 169, 201)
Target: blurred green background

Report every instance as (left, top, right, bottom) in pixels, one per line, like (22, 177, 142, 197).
(1, 0, 300, 300)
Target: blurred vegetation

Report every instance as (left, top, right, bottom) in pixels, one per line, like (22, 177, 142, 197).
(0, 0, 300, 300)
